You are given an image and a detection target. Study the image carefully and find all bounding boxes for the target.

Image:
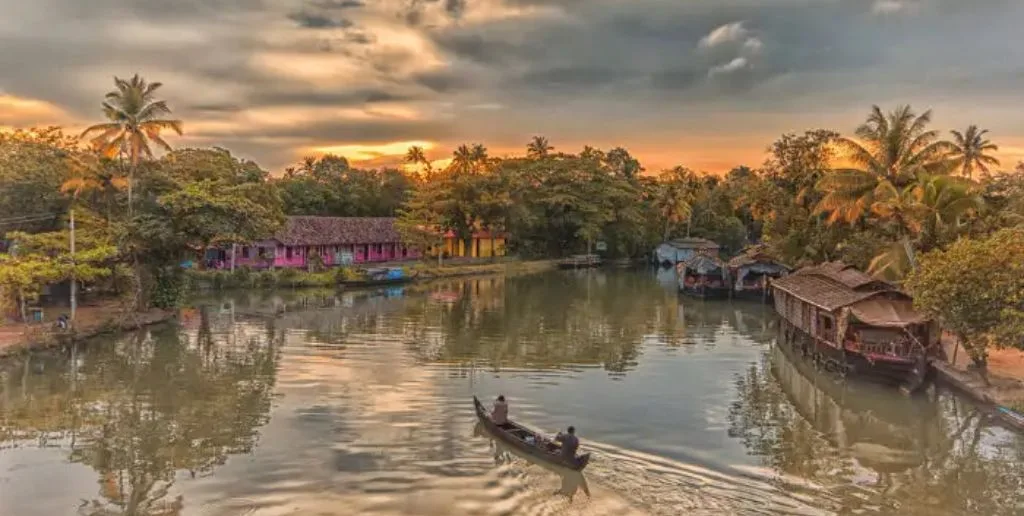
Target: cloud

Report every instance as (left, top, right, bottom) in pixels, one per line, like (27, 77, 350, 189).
(709, 57, 748, 76)
(2, 0, 1024, 173)
(699, 21, 748, 48)
(742, 37, 764, 55)
(287, 11, 354, 29)
(311, 0, 366, 8)
(872, 0, 913, 15)
(444, 0, 467, 19)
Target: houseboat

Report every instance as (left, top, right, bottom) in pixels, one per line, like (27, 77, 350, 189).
(655, 238, 720, 267)
(770, 262, 938, 390)
(676, 253, 730, 299)
(727, 245, 791, 302)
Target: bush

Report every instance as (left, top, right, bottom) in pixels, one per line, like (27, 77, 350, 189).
(277, 267, 300, 287)
(255, 270, 278, 288)
(231, 266, 252, 288)
(334, 266, 362, 282)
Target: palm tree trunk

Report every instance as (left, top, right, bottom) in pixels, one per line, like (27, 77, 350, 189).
(128, 161, 136, 217)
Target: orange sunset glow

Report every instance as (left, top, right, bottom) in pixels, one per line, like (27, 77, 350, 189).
(1, 1, 1023, 173)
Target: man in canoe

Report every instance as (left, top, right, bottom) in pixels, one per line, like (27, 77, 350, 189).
(491, 395, 509, 426)
(554, 426, 579, 461)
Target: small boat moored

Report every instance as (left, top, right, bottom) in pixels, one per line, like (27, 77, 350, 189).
(472, 396, 591, 471)
(340, 267, 418, 287)
(558, 254, 602, 269)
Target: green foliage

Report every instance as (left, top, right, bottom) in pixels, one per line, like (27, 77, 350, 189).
(334, 266, 361, 282)
(148, 148, 285, 261)
(0, 127, 77, 234)
(149, 266, 184, 309)
(185, 267, 338, 291)
(906, 229, 1024, 368)
(275, 154, 414, 217)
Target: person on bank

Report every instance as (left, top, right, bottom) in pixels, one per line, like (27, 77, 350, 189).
(554, 426, 579, 460)
(491, 395, 509, 426)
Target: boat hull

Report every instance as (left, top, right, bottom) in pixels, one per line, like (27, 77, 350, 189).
(679, 286, 731, 300)
(472, 396, 590, 471)
(778, 318, 928, 389)
(339, 277, 415, 288)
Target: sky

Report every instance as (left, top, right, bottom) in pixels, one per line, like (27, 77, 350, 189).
(2, 0, 1024, 174)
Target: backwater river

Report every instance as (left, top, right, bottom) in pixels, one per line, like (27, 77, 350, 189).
(1, 269, 1022, 515)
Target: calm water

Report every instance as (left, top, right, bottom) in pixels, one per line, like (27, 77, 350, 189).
(1, 270, 1022, 515)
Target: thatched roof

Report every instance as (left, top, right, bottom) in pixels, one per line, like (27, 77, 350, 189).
(680, 253, 726, 275)
(771, 262, 904, 312)
(272, 217, 402, 246)
(727, 244, 790, 270)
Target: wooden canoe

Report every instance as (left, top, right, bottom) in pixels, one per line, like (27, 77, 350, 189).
(472, 396, 591, 471)
(340, 270, 419, 288)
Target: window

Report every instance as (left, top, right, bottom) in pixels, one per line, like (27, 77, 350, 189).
(376, 244, 383, 254)
(286, 247, 293, 259)
(242, 247, 250, 259)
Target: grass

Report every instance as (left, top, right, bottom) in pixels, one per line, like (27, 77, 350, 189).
(184, 258, 557, 292)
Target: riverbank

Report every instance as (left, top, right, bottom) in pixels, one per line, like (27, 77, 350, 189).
(931, 335, 1024, 430)
(185, 258, 560, 292)
(0, 300, 175, 358)
(411, 258, 558, 281)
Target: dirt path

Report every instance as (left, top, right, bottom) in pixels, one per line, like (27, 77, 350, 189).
(940, 334, 1024, 408)
(0, 300, 174, 356)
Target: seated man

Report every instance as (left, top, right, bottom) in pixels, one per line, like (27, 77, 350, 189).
(491, 395, 509, 426)
(554, 426, 579, 461)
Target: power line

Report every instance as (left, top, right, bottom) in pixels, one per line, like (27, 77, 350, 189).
(0, 212, 61, 224)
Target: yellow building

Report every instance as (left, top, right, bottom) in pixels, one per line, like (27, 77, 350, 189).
(432, 231, 507, 258)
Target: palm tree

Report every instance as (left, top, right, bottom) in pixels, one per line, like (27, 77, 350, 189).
(948, 125, 1000, 180)
(656, 184, 693, 241)
(405, 145, 431, 176)
(526, 136, 553, 159)
(470, 143, 489, 172)
(816, 105, 952, 225)
(450, 144, 474, 174)
(867, 174, 982, 280)
(914, 174, 983, 250)
(80, 74, 183, 215)
(61, 152, 128, 222)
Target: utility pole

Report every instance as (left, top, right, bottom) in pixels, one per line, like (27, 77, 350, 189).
(70, 209, 76, 322)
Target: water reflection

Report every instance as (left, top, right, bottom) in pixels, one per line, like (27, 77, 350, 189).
(0, 318, 280, 515)
(1, 270, 1022, 515)
(729, 338, 1024, 515)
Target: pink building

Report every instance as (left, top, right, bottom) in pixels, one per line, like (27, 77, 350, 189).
(210, 216, 421, 269)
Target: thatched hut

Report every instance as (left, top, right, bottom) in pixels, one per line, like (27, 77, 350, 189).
(727, 245, 791, 302)
(676, 253, 730, 299)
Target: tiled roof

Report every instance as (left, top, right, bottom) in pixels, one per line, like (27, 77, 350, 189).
(272, 217, 402, 246)
(727, 244, 790, 269)
(666, 238, 720, 249)
(771, 261, 903, 311)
